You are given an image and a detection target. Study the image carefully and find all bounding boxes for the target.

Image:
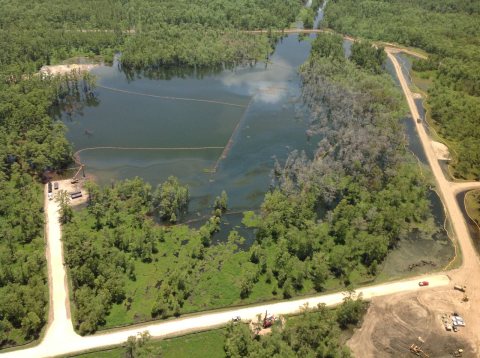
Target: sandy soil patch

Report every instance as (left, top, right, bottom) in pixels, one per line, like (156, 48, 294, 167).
(432, 141, 451, 161)
(40, 63, 99, 76)
(348, 286, 477, 357)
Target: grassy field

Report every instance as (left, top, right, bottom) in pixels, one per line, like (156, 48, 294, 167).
(71, 329, 226, 358)
(68, 206, 444, 333)
(64, 210, 350, 331)
(101, 222, 348, 329)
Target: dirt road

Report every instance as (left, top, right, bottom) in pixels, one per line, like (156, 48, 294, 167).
(0, 272, 449, 358)
(346, 52, 480, 357)
(1, 47, 479, 358)
(42, 184, 80, 346)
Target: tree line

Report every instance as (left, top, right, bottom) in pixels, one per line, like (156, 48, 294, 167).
(0, 69, 95, 348)
(0, 0, 305, 73)
(323, 0, 480, 179)
(225, 297, 365, 357)
(0, 0, 306, 347)
(60, 34, 440, 335)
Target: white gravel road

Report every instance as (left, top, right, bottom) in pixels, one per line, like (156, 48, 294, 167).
(1, 45, 479, 358)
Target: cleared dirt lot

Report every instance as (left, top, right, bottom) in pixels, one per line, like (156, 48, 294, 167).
(349, 286, 477, 357)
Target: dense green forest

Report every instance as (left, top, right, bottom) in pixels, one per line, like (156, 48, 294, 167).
(61, 34, 438, 335)
(1, 0, 461, 348)
(0, 71, 95, 347)
(323, 0, 480, 179)
(0, 0, 306, 348)
(0, 0, 305, 71)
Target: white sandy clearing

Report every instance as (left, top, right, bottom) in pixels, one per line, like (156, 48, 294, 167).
(40, 64, 99, 76)
(431, 140, 451, 160)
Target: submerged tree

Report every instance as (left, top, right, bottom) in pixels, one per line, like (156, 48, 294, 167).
(214, 190, 228, 214)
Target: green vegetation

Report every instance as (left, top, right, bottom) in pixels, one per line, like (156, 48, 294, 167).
(0, 172, 46, 347)
(465, 190, 480, 227)
(323, 0, 480, 179)
(225, 298, 365, 357)
(0, 0, 306, 348)
(0, 0, 304, 71)
(61, 34, 439, 334)
(72, 329, 226, 358)
(0, 70, 95, 348)
(153, 176, 189, 223)
(72, 296, 365, 357)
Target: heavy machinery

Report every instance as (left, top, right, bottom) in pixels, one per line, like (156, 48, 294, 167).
(409, 344, 429, 357)
(263, 311, 276, 328)
(71, 164, 85, 184)
(454, 285, 466, 292)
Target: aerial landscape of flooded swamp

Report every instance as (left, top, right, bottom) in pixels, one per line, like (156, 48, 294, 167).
(61, 36, 454, 279)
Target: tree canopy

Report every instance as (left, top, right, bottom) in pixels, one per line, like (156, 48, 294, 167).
(323, 0, 480, 179)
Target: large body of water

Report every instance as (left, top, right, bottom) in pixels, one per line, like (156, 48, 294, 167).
(65, 35, 314, 218)
(62, 32, 454, 276)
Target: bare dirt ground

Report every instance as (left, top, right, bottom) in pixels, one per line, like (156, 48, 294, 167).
(347, 50, 480, 358)
(349, 288, 476, 357)
(40, 63, 99, 76)
(432, 141, 451, 160)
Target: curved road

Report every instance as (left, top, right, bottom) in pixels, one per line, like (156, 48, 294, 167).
(2, 47, 480, 357)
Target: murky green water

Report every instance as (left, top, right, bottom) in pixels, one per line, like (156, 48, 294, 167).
(64, 35, 315, 217)
(61, 34, 454, 276)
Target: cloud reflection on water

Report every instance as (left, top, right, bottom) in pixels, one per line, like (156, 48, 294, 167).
(220, 58, 295, 104)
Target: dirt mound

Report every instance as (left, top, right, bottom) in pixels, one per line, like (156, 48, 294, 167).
(348, 289, 476, 357)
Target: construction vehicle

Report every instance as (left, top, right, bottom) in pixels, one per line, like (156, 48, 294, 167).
(453, 349, 463, 357)
(263, 311, 276, 329)
(232, 316, 241, 322)
(454, 285, 466, 292)
(409, 344, 429, 357)
(71, 164, 85, 184)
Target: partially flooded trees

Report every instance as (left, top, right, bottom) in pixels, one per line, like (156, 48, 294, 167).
(214, 190, 228, 214)
(153, 176, 189, 223)
(244, 33, 437, 299)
